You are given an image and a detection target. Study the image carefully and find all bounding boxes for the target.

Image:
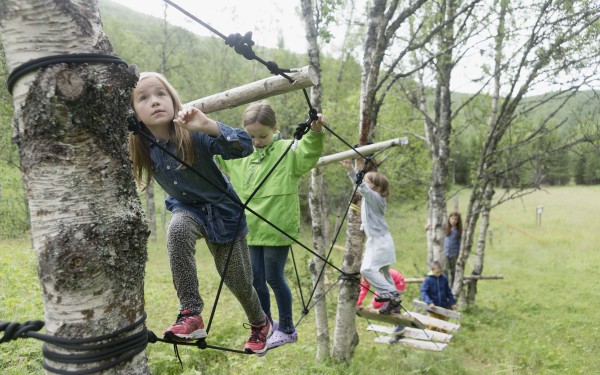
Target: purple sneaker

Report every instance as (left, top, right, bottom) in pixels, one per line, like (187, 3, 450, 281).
(267, 329, 298, 349)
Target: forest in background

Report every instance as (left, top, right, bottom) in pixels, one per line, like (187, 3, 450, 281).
(0, 0, 599, 238)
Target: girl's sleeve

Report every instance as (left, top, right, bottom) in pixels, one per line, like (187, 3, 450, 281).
(393, 271, 406, 292)
(356, 180, 386, 212)
(357, 282, 369, 307)
(208, 122, 253, 159)
(290, 129, 325, 176)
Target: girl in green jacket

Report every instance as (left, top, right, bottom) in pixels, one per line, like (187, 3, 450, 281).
(217, 102, 326, 349)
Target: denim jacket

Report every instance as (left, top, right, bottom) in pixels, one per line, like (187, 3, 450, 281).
(150, 122, 253, 243)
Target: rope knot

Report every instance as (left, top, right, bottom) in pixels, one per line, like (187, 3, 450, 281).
(0, 320, 45, 343)
(225, 32, 256, 60)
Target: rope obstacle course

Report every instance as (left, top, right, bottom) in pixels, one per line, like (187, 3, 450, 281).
(1, 0, 417, 372)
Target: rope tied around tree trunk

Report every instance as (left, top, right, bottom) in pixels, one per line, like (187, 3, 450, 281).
(5, 53, 127, 95)
(1, 313, 148, 375)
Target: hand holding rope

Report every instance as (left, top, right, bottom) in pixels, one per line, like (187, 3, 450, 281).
(291, 108, 319, 150)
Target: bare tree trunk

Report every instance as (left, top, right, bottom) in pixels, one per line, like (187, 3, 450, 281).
(331, 0, 390, 361)
(331, 206, 363, 361)
(453, 0, 506, 302)
(1, 1, 149, 373)
(300, 0, 331, 361)
(467, 184, 493, 305)
(307, 167, 330, 360)
(426, 0, 456, 269)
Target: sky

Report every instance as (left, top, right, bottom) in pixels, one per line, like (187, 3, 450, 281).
(110, 0, 309, 53)
(107, 0, 595, 96)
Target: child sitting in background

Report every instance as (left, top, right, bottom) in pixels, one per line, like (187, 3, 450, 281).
(420, 260, 456, 330)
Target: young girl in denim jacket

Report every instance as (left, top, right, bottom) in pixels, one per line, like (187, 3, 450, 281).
(128, 72, 271, 356)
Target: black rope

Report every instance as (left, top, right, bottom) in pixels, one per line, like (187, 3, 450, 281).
(289, 246, 309, 315)
(6, 53, 127, 95)
(162, 0, 293, 81)
(127, 117, 355, 281)
(1, 313, 148, 375)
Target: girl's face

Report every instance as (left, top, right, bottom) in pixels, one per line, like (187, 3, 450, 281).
(449, 215, 458, 226)
(244, 122, 277, 149)
(132, 77, 175, 129)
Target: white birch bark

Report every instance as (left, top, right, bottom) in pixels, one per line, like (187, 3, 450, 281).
(331, 206, 363, 361)
(331, 0, 389, 361)
(1, 1, 149, 373)
(467, 184, 493, 305)
(425, 0, 456, 269)
(300, 0, 330, 360)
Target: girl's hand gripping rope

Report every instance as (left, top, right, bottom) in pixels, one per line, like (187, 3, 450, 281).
(291, 112, 327, 150)
(310, 113, 327, 133)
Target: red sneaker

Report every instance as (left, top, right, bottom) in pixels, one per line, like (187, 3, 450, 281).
(163, 310, 207, 341)
(243, 318, 272, 355)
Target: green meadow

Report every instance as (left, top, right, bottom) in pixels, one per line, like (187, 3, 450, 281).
(1, 185, 599, 374)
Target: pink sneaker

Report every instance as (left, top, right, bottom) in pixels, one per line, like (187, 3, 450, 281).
(267, 329, 298, 349)
(163, 310, 207, 341)
(244, 318, 272, 355)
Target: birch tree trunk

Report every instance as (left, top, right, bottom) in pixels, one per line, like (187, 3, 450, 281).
(467, 184, 493, 305)
(331, 0, 427, 361)
(425, 0, 456, 269)
(1, 1, 149, 373)
(464, 0, 505, 306)
(331, 205, 363, 361)
(301, 0, 330, 361)
(331, 0, 390, 361)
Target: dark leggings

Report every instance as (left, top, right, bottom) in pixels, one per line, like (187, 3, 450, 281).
(167, 210, 265, 324)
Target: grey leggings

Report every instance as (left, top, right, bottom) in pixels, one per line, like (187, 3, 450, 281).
(167, 210, 265, 324)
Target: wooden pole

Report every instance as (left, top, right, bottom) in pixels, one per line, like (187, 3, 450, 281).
(185, 65, 318, 114)
(315, 137, 409, 168)
(405, 274, 504, 283)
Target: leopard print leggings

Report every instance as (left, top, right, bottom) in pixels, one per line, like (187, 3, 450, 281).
(167, 210, 265, 324)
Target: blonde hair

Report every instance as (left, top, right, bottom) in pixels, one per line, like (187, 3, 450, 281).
(364, 171, 390, 197)
(431, 260, 443, 272)
(128, 72, 194, 190)
(242, 102, 277, 128)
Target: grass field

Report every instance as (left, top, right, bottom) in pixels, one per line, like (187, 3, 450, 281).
(1, 185, 599, 374)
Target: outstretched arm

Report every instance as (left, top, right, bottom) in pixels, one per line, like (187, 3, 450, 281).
(174, 107, 221, 137)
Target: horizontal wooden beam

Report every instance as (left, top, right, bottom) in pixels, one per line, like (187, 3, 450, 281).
(185, 65, 318, 114)
(412, 299, 461, 320)
(315, 137, 409, 167)
(405, 274, 504, 283)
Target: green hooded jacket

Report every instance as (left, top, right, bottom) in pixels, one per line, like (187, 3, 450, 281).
(216, 130, 325, 246)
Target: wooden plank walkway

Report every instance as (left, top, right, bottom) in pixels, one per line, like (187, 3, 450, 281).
(356, 307, 426, 329)
(367, 324, 453, 343)
(360, 302, 462, 351)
